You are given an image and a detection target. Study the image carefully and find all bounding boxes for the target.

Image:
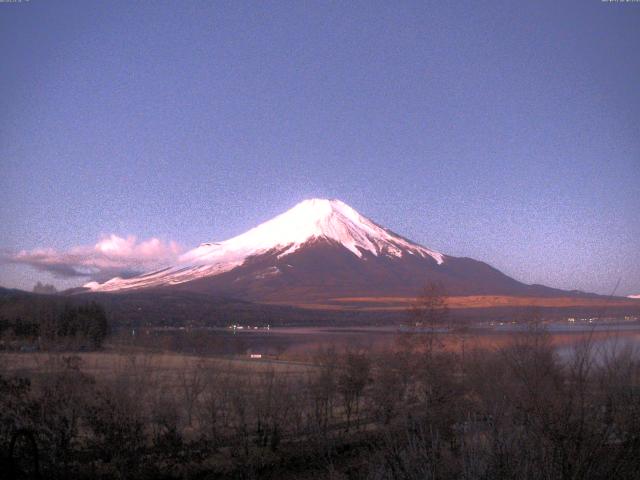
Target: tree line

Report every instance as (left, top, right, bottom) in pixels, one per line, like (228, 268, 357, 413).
(1, 324, 639, 479)
(0, 302, 109, 349)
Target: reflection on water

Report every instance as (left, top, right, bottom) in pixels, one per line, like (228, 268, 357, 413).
(117, 323, 640, 360)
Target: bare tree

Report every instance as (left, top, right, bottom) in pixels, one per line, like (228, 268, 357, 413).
(179, 361, 205, 427)
(308, 347, 339, 436)
(337, 349, 370, 431)
(368, 352, 407, 425)
(401, 282, 450, 357)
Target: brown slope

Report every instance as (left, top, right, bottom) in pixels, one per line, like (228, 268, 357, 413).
(163, 237, 586, 304)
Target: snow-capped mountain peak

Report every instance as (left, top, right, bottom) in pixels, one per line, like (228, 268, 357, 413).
(84, 199, 444, 292)
(181, 198, 443, 264)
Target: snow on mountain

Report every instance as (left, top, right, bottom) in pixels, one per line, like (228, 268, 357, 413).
(629, 294, 640, 299)
(84, 199, 444, 292)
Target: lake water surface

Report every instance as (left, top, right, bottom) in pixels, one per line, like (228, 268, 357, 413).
(120, 322, 640, 360)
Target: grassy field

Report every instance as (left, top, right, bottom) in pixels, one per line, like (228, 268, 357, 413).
(0, 349, 316, 386)
(267, 294, 640, 311)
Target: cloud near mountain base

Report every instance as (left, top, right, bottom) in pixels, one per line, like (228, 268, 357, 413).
(3, 234, 182, 282)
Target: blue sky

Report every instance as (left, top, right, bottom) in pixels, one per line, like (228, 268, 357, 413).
(1, 1, 638, 295)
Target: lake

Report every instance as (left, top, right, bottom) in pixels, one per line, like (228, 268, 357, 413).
(116, 321, 640, 360)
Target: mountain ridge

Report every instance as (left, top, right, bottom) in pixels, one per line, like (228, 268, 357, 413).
(82, 199, 607, 304)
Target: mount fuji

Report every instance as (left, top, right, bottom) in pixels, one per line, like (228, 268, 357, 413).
(83, 199, 578, 305)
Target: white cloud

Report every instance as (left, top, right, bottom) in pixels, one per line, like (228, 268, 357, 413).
(4, 234, 182, 281)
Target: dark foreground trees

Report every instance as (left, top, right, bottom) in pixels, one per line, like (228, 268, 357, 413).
(1, 302, 109, 350)
(1, 326, 640, 479)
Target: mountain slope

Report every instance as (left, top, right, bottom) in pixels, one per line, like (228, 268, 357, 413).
(166, 238, 569, 301)
(83, 199, 590, 303)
